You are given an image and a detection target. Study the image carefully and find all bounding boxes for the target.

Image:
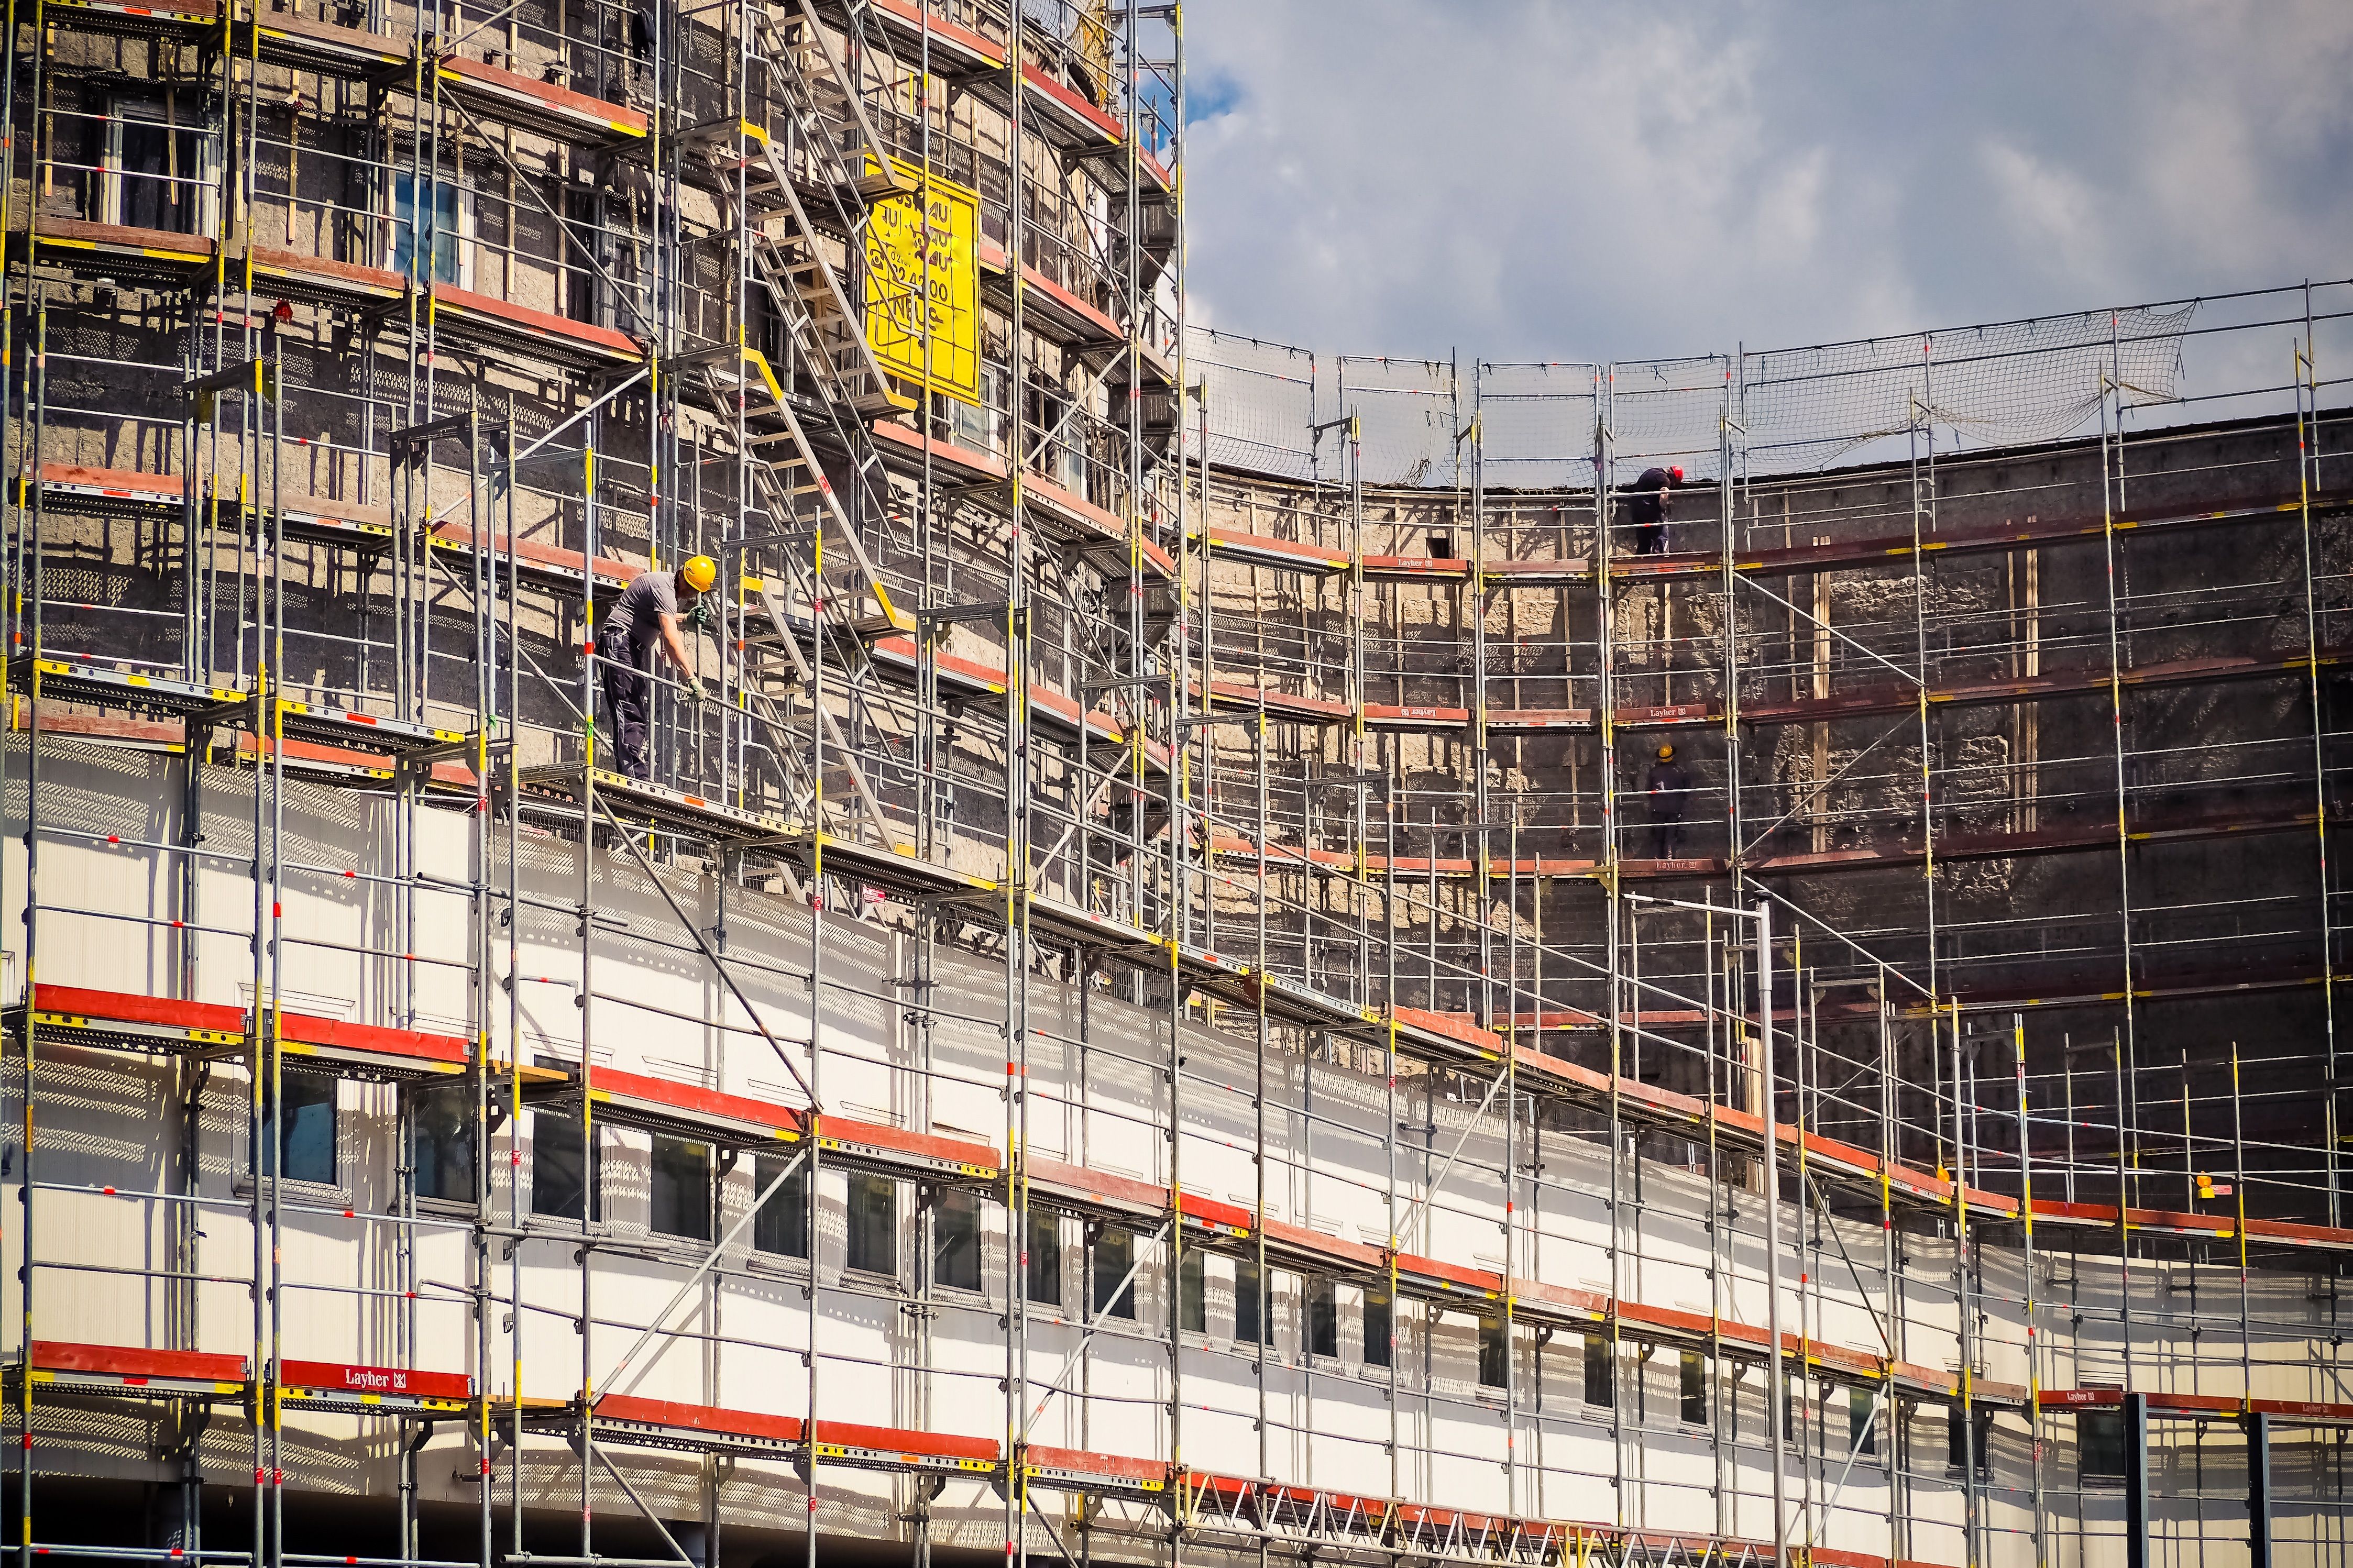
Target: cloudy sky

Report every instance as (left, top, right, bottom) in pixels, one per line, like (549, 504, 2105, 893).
(1180, 2, 2353, 365)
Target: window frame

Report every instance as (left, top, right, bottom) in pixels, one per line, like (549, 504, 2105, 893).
(1025, 1205, 1062, 1306)
(529, 1108, 603, 1226)
(1090, 1225, 1135, 1321)
(1582, 1334, 1614, 1411)
(648, 1133, 712, 1243)
(384, 166, 476, 290)
(933, 1186, 983, 1294)
(1679, 1351, 1708, 1430)
(246, 1067, 341, 1196)
(1476, 1313, 1509, 1390)
(102, 91, 220, 236)
(1361, 1285, 1392, 1370)
(750, 1153, 810, 1262)
(1306, 1276, 1338, 1361)
(1234, 1255, 1265, 1347)
(405, 1078, 478, 1209)
(844, 1170, 900, 1280)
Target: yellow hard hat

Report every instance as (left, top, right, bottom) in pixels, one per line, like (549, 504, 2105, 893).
(1657, 744, 1674, 759)
(679, 555, 718, 593)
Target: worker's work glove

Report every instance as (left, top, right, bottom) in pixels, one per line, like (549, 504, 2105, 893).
(693, 678, 719, 705)
(685, 598, 717, 633)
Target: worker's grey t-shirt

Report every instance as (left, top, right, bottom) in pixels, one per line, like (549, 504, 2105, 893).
(606, 570, 677, 657)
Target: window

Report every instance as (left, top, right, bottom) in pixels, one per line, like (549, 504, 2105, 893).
(102, 94, 217, 235)
(1306, 1278, 1337, 1360)
(389, 169, 471, 287)
(1582, 1335, 1613, 1409)
(1949, 1402, 1995, 1477)
(1362, 1286, 1392, 1368)
(1680, 1353, 1707, 1429)
(1026, 1207, 1061, 1305)
(649, 1135, 710, 1241)
(259, 1070, 337, 1187)
(1477, 1315, 1508, 1389)
(846, 1172, 898, 1277)
(531, 1110, 599, 1222)
(752, 1154, 808, 1259)
(1091, 1228, 1135, 1320)
(408, 1079, 475, 1203)
(1850, 1387, 1877, 1456)
(1784, 1376, 1807, 1446)
(934, 1188, 981, 1291)
(2076, 1407, 2123, 1482)
(1180, 1249, 1206, 1333)
(1234, 1257, 1265, 1346)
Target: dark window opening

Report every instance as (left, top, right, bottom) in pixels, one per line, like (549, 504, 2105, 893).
(846, 1172, 898, 1278)
(1362, 1287, 1392, 1368)
(260, 1070, 337, 1188)
(531, 1110, 599, 1222)
(649, 1135, 710, 1241)
(1583, 1336, 1613, 1409)
(1026, 1207, 1061, 1305)
(1850, 1387, 1877, 1456)
(1180, 1249, 1206, 1334)
(934, 1187, 982, 1291)
(1235, 1257, 1265, 1346)
(1091, 1227, 1135, 1320)
(107, 97, 212, 236)
(1680, 1353, 1707, 1428)
(752, 1154, 809, 1259)
(407, 1079, 475, 1203)
(1307, 1278, 1338, 1360)
(2077, 1407, 2123, 1481)
(1948, 1402, 1995, 1476)
(1477, 1315, 1508, 1389)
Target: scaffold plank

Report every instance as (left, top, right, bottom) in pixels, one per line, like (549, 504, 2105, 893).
(271, 1010, 471, 1080)
(17, 984, 245, 1056)
(21, 1341, 247, 1399)
(546, 1064, 805, 1146)
(278, 1360, 472, 1414)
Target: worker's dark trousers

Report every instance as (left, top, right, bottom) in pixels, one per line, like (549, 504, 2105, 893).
(598, 626, 653, 780)
(1648, 810, 1684, 859)
(1635, 522, 1666, 555)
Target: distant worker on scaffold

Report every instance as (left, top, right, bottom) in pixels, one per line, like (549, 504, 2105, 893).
(1623, 465, 1686, 556)
(599, 555, 718, 781)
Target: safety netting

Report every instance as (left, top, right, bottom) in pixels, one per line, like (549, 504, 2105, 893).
(1183, 301, 2197, 490)
(1472, 362, 1598, 493)
(1740, 305, 2194, 473)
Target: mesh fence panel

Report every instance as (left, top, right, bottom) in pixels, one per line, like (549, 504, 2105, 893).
(1476, 362, 1599, 493)
(1189, 304, 2198, 489)
(1740, 306, 2193, 474)
(1338, 354, 1460, 488)
(1185, 326, 1318, 481)
(1607, 356, 1732, 485)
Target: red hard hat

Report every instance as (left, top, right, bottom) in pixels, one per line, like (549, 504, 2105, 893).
(1668, 466, 1685, 482)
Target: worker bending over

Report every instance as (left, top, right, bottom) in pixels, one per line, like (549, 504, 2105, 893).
(1625, 465, 1685, 556)
(599, 555, 717, 781)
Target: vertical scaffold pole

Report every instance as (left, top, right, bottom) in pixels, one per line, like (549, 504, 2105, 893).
(2293, 294, 2339, 1225)
(1758, 899, 1789, 1563)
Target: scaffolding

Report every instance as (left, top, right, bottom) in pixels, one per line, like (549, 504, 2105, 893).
(2, 1, 2352, 1562)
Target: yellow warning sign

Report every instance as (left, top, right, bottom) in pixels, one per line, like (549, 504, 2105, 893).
(864, 157, 982, 408)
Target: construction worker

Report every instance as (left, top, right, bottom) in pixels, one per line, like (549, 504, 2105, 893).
(1625, 465, 1685, 556)
(599, 555, 718, 781)
(1644, 743, 1689, 859)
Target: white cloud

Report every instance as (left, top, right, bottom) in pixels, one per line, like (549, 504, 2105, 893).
(1179, 0, 2353, 365)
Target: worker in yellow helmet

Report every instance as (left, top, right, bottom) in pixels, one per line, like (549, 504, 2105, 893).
(598, 554, 718, 781)
(1643, 742, 1690, 859)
